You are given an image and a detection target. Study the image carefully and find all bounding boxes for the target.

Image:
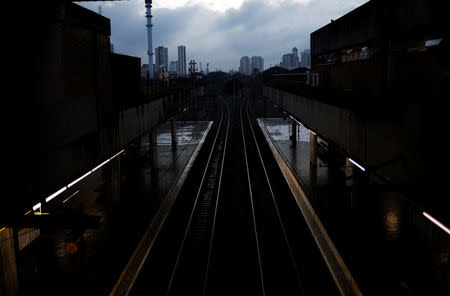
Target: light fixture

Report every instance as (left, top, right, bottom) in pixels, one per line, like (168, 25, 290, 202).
(32, 202, 42, 211)
(92, 159, 110, 172)
(68, 171, 92, 188)
(45, 187, 67, 202)
(423, 212, 450, 235)
(348, 158, 366, 172)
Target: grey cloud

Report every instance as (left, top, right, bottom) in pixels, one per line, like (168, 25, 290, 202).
(80, 0, 368, 70)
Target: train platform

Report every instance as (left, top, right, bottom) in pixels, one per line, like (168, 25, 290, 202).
(16, 119, 212, 295)
(256, 113, 449, 296)
(128, 98, 337, 296)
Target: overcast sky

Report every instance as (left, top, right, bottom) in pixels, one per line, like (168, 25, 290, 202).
(78, 0, 368, 71)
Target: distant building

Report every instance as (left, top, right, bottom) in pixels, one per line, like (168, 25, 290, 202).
(240, 56, 251, 75)
(282, 54, 294, 69)
(141, 64, 149, 78)
(178, 45, 187, 76)
(293, 47, 298, 62)
(155, 46, 169, 77)
(170, 61, 178, 73)
(301, 49, 311, 68)
(282, 47, 300, 69)
(251, 56, 264, 72)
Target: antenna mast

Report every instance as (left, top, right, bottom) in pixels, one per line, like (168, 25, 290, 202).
(145, 0, 154, 78)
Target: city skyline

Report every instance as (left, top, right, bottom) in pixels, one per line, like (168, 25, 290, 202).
(79, 0, 368, 71)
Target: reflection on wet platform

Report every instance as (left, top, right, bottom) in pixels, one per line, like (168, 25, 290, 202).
(258, 116, 449, 295)
(16, 118, 213, 295)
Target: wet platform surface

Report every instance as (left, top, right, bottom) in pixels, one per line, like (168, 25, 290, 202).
(256, 102, 450, 296)
(17, 118, 213, 295)
(10, 96, 449, 295)
(129, 98, 337, 296)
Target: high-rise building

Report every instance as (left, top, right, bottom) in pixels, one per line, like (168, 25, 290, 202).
(293, 47, 298, 60)
(282, 54, 294, 69)
(170, 61, 178, 73)
(155, 46, 169, 77)
(177, 45, 187, 76)
(282, 47, 300, 69)
(301, 49, 311, 68)
(292, 47, 299, 67)
(240, 56, 251, 75)
(251, 56, 264, 73)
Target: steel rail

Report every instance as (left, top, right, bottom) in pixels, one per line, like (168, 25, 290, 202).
(165, 100, 225, 296)
(245, 101, 305, 295)
(240, 102, 266, 296)
(202, 101, 230, 295)
(109, 122, 213, 296)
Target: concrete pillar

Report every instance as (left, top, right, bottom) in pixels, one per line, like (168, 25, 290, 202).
(110, 157, 121, 205)
(0, 228, 20, 296)
(263, 98, 267, 117)
(104, 156, 121, 218)
(346, 158, 357, 209)
(345, 158, 353, 179)
(149, 130, 158, 167)
(310, 131, 317, 166)
(291, 119, 297, 147)
(171, 118, 177, 151)
(149, 130, 158, 184)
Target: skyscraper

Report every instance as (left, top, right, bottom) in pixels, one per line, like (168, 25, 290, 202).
(293, 47, 298, 60)
(301, 49, 311, 68)
(240, 56, 251, 75)
(282, 54, 294, 69)
(251, 56, 264, 73)
(170, 61, 178, 73)
(155, 46, 168, 77)
(292, 47, 299, 67)
(282, 47, 300, 69)
(177, 45, 187, 76)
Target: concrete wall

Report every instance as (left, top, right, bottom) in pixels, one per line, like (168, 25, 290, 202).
(112, 87, 203, 152)
(4, 1, 114, 216)
(111, 53, 142, 109)
(0, 228, 19, 296)
(4, 1, 203, 218)
(310, 0, 447, 59)
(263, 86, 445, 190)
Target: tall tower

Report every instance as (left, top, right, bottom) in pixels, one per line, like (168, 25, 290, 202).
(177, 46, 186, 76)
(155, 46, 168, 77)
(240, 56, 250, 75)
(293, 47, 299, 67)
(145, 0, 154, 78)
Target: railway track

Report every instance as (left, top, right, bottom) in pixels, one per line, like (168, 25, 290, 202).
(129, 97, 336, 296)
(163, 99, 230, 295)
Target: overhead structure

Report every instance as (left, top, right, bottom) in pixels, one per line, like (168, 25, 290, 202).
(145, 0, 154, 78)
